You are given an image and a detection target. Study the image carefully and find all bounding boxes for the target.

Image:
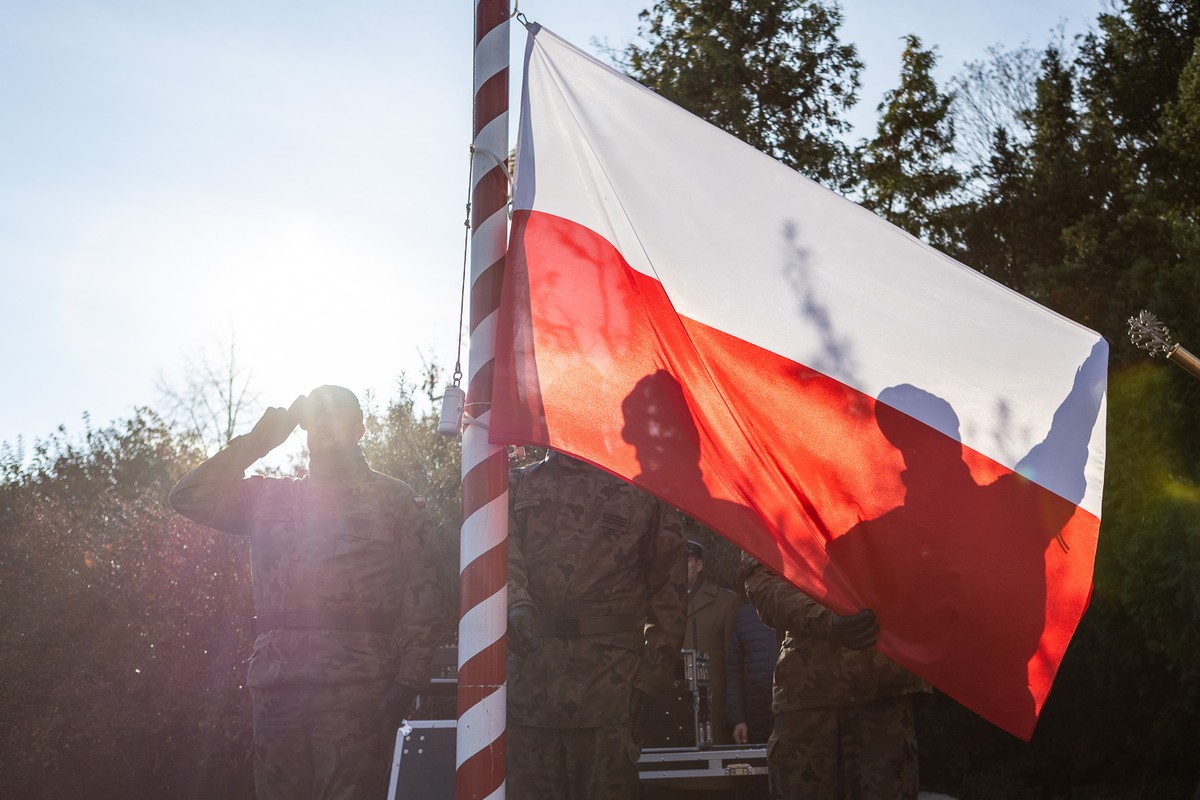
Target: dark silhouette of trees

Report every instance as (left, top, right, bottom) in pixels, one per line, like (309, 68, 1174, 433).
(0, 411, 254, 799)
(860, 35, 962, 247)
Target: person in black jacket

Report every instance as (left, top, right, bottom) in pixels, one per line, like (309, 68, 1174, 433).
(726, 600, 776, 799)
(726, 601, 776, 745)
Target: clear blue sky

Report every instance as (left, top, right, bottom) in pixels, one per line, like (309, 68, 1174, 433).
(0, 0, 1103, 454)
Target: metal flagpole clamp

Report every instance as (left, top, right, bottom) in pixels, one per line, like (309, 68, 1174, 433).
(462, 402, 490, 431)
(470, 147, 515, 217)
(470, 146, 514, 186)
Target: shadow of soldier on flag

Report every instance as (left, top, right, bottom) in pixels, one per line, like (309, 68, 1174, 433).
(619, 369, 764, 544)
(824, 340, 1108, 732)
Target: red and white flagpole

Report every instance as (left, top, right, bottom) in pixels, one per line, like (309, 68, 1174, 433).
(457, 1, 510, 798)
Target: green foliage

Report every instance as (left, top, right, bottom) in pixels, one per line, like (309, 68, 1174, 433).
(859, 35, 962, 246)
(948, 0, 1200, 352)
(9, 409, 205, 505)
(953, 44, 1096, 307)
(622, 0, 863, 189)
(948, 43, 1041, 170)
(1160, 40, 1200, 205)
(0, 375, 464, 798)
(1094, 364, 1200, 686)
(951, 126, 1031, 282)
(1077, 0, 1200, 169)
(0, 412, 254, 799)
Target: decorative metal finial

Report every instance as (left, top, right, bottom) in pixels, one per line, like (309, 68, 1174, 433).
(1128, 309, 1200, 381)
(1127, 310, 1175, 357)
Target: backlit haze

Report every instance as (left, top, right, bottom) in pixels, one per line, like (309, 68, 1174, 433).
(0, 0, 1101, 461)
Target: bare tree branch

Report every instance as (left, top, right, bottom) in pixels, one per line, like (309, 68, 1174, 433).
(156, 333, 262, 452)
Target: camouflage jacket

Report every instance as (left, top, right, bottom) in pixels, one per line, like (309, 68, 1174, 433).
(169, 435, 443, 691)
(507, 452, 687, 728)
(741, 555, 927, 713)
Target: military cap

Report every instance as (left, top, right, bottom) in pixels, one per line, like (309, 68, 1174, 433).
(299, 385, 363, 429)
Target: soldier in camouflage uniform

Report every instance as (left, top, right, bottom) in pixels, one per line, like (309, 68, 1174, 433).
(506, 450, 688, 799)
(741, 554, 928, 799)
(169, 385, 443, 800)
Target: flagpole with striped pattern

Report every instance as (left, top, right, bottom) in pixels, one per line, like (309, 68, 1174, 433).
(456, 1, 509, 798)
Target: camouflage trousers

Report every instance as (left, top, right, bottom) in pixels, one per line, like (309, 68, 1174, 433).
(766, 696, 917, 800)
(250, 678, 392, 800)
(508, 722, 641, 800)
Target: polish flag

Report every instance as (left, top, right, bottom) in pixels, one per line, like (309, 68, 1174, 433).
(491, 24, 1107, 741)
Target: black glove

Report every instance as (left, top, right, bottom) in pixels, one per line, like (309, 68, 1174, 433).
(373, 683, 419, 751)
(630, 688, 655, 745)
(830, 608, 879, 650)
(245, 397, 305, 455)
(508, 605, 540, 658)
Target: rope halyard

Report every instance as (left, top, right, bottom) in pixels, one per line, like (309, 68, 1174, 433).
(435, 148, 475, 438)
(454, 146, 474, 390)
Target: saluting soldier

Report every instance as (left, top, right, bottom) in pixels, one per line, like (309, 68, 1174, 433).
(169, 385, 444, 800)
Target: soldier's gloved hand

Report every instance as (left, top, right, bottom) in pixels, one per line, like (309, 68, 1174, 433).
(373, 683, 419, 752)
(830, 608, 878, 650)
(245, 398, 305, 455)
(507, 605, 540, 658)
(630, 688, 655, 745)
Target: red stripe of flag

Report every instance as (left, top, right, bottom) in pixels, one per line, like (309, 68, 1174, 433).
(494, 207, 1101, 740)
